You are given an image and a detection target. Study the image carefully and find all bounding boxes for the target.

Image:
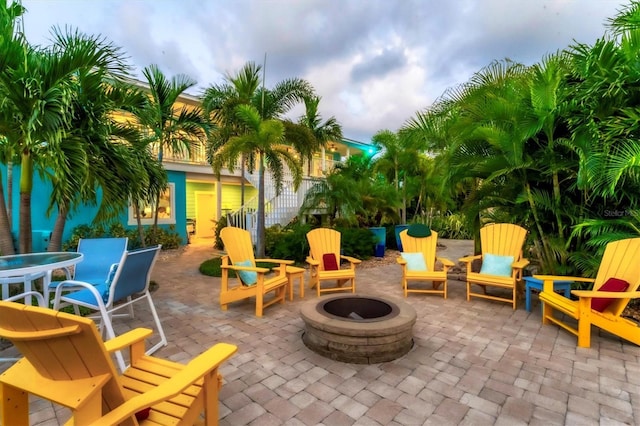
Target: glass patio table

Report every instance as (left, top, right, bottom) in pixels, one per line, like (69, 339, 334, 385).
(0, 252, 84, 305)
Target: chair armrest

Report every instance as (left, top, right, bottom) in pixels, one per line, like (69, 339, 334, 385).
(59, 266, 73, 280)
(396, 257, 407, 265)
(255, 258, 295, 266)
(534, 275, 595, 283)
(306, 257, 320, 266)
(459, 255, 481, 263)
(534, 275, 594, 294)
(572, 290, 640, 299)
(437, 257, 455, 267)
(3, 291, 46, 307)
(340, 255, 361, 265)
(103, 328, 153, 353)
(52, 279, 104, 310)
(221, 265, 270, 274)
(512, 259, 529, 269)
(87, 343, 238, 426)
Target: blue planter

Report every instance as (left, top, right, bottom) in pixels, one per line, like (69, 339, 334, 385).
(394, 225, 409, 252)
(369, 227, 386, 258)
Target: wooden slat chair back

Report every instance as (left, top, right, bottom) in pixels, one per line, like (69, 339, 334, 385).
(397, 230, 454, 298)
(219, 226, 292, 317)
(480, 224, 527, 259)
(459, 223, 529, 309)
(0, 301, 237, 425)
(537, 237, 640, 347)
(306, 228, 361, 297)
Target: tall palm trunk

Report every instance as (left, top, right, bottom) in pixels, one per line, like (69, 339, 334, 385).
(0, 173, 15, 255)
(240, 153, 246, 228)
(525, 182, 555, 273)
(256, 152, 266, 257)
(134, 202, 147, 247)
(7, 160, 12, 228)
(47, 205, 67, 251)
(152, 146, 164, 240)
(18, 153, 33, 253)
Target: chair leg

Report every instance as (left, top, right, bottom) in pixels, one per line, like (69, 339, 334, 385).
(256, 291, 264, 317)
(145, 292, 167, 355)
(99, 309, 127, 372)
(0, 383, 29, 425)
(127, 296, 135, 318)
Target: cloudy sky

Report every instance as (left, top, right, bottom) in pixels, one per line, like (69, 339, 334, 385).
(21, 0, 629, 143)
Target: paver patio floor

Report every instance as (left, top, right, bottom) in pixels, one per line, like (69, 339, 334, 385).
(1, 238, 639, 425)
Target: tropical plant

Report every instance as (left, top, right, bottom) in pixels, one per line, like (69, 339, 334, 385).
(45, 77, 155, 251)
(203, 61, 262, 213)
(371, 129, 427, 224)
(0, 2, 131, 253)
(218, 104, 303, 256)
(133, 64, 209, 238)
(299, 154, 400, 227)
(296, 94, 343, 175)
(205, 60, 313, 256)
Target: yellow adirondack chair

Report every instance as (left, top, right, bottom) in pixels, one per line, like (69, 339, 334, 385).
(536, 237, 640, 348)
(219, 227, 293, 317)
(396, 229, 454, 298)
(306, 228, 361, 297)
(0, 301, 237, 426)
(459, 223, 529, 309)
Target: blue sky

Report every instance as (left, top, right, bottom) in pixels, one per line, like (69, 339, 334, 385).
(21, 0, 629, 142)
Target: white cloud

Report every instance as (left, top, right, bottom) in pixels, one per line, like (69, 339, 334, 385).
(20, 0, 629, 143)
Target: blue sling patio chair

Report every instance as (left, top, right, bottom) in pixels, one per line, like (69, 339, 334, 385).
(52, 245, 167, 372)
(44, 237, 128, 306)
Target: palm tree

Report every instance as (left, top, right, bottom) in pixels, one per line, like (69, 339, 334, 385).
(0, 1, 25, 254)
(0, 12, 130, 252)
(298, 167, 361, 227)
(371, 129, 420, 224)
(203, 62, 262, 218)
(45, 72, 150, 251)
(218, 104, 303, 256)
(134, 64, 209, 237)
(205, 61, 313, 255)
(297, 94, 342, 175)
(299, 154, 400, 228)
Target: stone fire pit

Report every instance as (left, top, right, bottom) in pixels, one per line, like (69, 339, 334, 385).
(300, 294, 416, 364)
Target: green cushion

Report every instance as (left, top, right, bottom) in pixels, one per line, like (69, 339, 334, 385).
(407, 223, 431, 238)
(234, 260, 257, 286)
(479, 253, 514, 277)
(401, 252, 427, 271)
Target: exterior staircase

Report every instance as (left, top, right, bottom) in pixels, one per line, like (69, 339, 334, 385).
(225, 168, 318, 241)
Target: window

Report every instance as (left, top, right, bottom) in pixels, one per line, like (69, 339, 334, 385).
(128, 183, 176, 225)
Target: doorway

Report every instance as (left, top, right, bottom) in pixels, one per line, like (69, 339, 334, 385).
(195, 192, 216, 238)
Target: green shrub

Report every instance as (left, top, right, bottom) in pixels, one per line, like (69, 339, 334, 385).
(428, 212, 472, 239)
(200, 258, 223, 276)
(336, 227, 375, 259)
(64, 223, 182, 251)
(265, 223, 312, 264)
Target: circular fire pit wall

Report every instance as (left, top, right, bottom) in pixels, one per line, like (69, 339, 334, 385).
(300, 295, 416, 364)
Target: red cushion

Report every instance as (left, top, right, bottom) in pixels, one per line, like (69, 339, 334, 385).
(322, 253, 339, 271)
(591, 278, 630, 312)
(135, 407, 151, 421)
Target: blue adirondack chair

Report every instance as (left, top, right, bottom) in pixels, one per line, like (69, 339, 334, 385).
(52, 245, 167, 372)
(44, 237, 128, 305)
